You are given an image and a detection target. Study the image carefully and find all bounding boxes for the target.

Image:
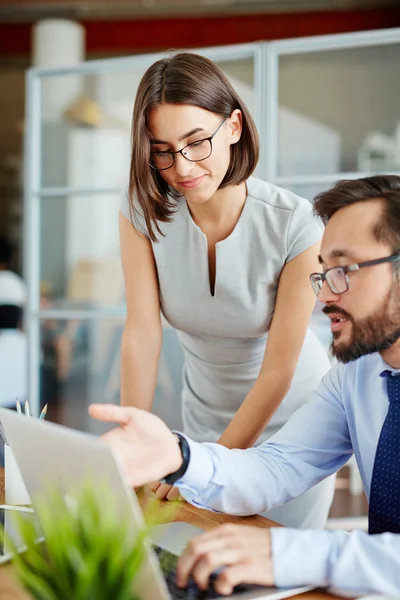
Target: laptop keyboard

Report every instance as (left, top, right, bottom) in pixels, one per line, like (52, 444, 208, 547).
(154, 546, 256, 599)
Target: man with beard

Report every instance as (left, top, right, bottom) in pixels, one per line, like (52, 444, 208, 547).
(90, 174, 400, 597)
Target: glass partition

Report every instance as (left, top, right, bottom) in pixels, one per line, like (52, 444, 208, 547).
(40, 68, 141, 189)
(41, 319, 183, 435)
(40, 195, 122, 306)
(278, 44, 400, 177)
(218, 57, 255, 108)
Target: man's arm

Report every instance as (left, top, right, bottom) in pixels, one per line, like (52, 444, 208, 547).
(175, 523, 400, 597)
(89, 363, 352, 515)
(272, 528, 400, 597)
(176, 364, 353, 515)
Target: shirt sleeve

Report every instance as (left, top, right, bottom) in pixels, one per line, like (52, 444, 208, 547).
(176, 363, 353, 515)
(286, 196, 323, 263)
(119, 184, 149, 238)
(271, 527, 400, 597)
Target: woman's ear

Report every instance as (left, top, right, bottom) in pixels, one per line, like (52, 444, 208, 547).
(228, 109, 242, 145)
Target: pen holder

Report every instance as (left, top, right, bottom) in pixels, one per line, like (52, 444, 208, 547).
(4, 445, 31, 506)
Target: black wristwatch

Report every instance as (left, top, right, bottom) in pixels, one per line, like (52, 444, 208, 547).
(161, 432, 191, 485)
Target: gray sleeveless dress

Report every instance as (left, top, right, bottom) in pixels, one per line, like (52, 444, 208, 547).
(120, 177, 335, 528)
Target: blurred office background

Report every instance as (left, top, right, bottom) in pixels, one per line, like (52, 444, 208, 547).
(2, 0, 400, 524)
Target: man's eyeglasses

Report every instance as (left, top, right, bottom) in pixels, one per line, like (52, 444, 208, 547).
(310, 251, 400, 297)
(150, 118, 226, 171)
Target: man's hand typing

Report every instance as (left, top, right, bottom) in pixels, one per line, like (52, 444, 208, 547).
(176, 524, 274, 596)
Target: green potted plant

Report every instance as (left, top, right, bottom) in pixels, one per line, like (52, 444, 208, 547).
(2, 484, 174, 600)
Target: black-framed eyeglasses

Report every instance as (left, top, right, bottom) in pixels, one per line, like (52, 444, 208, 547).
(150, 118, 226, 171)
(310, 251, 400, 297)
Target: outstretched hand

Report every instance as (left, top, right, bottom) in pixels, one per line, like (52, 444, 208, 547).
(88, 404, 183, 488)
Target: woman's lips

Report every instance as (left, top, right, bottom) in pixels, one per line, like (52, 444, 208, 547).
(178, 175, 205, 189)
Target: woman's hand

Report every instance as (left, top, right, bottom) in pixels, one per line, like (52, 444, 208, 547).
(148, 482, 184, 501)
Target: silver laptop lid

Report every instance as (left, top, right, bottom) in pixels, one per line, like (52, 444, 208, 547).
(0, 408, 170, 600)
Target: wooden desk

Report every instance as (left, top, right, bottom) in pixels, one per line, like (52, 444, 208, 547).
(0, 470, 341, 600)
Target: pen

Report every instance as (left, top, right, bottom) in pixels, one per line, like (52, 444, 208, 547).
(24, 401, 30, 419)
(39, 404, 48, 421)
(16, 399, 22, 415)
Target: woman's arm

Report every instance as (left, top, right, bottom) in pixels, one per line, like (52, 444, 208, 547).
(218, 242, 322, 449)
(119, 212, 162, 410)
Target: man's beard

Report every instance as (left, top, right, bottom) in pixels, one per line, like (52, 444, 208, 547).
(323, 286, 400, 363)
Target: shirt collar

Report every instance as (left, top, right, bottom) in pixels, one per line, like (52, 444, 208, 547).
(378, 353, 400, 377)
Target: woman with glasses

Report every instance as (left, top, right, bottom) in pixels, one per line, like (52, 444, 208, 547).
(119, 52, 334, 528)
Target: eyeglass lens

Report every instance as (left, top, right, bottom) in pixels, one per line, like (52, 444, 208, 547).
(327, 268, 347, 294)
(311, 268, 348, 296)
(152, 139, 212, 170)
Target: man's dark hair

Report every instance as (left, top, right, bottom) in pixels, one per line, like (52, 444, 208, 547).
(313, 175, 400, 254)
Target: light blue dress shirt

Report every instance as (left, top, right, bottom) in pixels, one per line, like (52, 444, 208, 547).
(176, 351, 400, 596)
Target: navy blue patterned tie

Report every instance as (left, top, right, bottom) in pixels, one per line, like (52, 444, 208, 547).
(369, 370, 400, 534)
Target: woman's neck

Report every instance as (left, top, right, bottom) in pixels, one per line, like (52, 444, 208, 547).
(187, 182, 247, 233)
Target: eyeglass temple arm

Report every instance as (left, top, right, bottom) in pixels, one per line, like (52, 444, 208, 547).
(352, 252, 400, 271)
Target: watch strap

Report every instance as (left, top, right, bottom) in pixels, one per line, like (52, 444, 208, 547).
(161, 432, 191, 485)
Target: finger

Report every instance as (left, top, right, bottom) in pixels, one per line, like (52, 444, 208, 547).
(191, 549, 241, 591)
(177, 535, 231, 587)
(155, 484, 173, 499)
(214, 560, 274, 595)
(148, 482, 161, 493)
(88, 404, 133, 425)
(213, 563, 249, 596)
(166, 487, 181, 501)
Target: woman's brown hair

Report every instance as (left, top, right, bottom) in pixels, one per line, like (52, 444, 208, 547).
(128, 52, 259, 242)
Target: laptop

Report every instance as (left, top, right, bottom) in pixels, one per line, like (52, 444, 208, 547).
(0, 408, 314, 600)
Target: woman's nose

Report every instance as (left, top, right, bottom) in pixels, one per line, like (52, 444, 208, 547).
(174, 152, 195, 177)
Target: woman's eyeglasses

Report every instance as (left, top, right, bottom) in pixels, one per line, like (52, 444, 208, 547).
(150, 118, 226, 171)
(310, 252, 400, 296)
